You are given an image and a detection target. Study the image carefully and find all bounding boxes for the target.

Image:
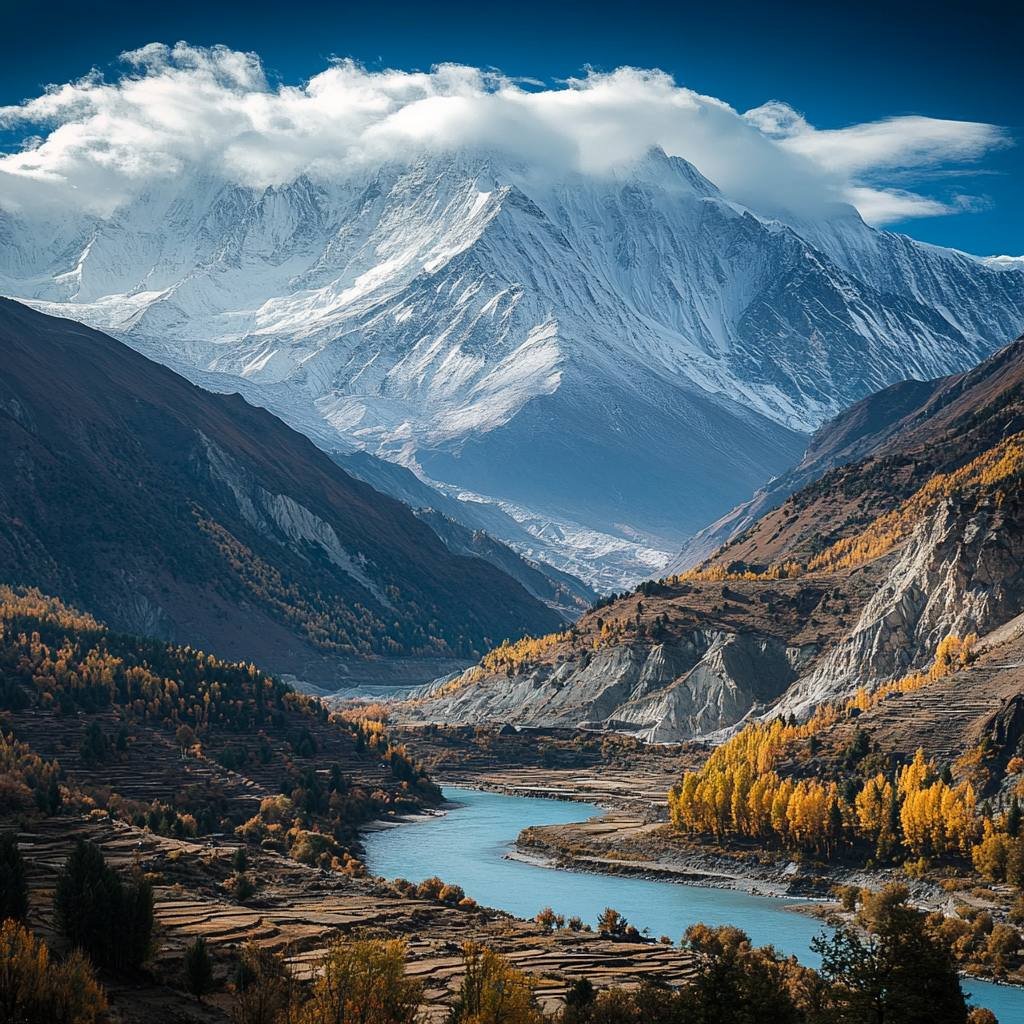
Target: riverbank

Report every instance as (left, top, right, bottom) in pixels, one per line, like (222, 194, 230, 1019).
(429, 771, 1024, 994)
(15, 808, 704, 1023)
(429, 768, 1007, 917)
(365, 785, 1024, 1019)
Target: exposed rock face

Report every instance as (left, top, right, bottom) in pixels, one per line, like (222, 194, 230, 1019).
(404, 486, 1024, 740)
(198, 433, 395, 608)
(603, 634, 814, 742)
(402, 341, 1024, 740)
(776, 493, 1024, 719)
(404, 630, 815, 742)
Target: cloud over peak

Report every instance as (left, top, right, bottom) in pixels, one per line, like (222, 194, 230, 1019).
(0, 43, 1010, 225)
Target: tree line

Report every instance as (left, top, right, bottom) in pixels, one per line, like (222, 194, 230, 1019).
(668, 636, 986, 862)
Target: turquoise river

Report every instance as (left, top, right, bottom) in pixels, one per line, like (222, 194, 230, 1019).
(363, 786, 1023, 1022)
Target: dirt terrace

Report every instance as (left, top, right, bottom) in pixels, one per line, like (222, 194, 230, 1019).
(14, 813, 697, 1022)
(812, 617, 1024, 776)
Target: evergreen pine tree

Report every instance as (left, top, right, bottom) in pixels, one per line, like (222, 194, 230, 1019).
(54, 840, 152, 970)
(0, 831, 29, 922)
(1007, 796, 1022, 839)
(184, 936, 215, 1001)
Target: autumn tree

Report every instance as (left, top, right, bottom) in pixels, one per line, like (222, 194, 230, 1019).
(448, 943, 543, 1024)
(679, 923, 812, 1024)
(0, 919, 107, 1024)
(597, 908, 629, 937)
(535, 907, 564, 933)
(299, 938, 420, 1024)
(231, 942, 298, 1024)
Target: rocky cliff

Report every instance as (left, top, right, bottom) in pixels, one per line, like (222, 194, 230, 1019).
(399, 339, 1024, 739)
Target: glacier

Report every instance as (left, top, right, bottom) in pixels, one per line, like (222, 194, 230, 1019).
(2, 147, 1022, 589)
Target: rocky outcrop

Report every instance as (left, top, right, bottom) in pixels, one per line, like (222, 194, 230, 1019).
(404, 485, 1024, 739)
(402, 630, 816, 742)
(609, 634, 815, 741)
(403, 407, 1024, 739)
(199, 434, 394, 608)
(775, 493, 1024, 719)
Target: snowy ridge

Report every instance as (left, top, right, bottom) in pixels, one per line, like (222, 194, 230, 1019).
(2, 148, 1023, 587)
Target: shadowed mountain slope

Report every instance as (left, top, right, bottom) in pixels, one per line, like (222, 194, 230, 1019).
(0, 299, 561, 686)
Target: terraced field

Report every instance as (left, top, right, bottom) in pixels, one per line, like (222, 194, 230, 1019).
(14, 814, 698, 1022)
(822, 619, 1024, 772)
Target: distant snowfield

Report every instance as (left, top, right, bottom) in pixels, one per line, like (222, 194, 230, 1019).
(3, 149, 1023, 588)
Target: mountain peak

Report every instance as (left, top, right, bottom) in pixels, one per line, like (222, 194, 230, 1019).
(2, 156, 1023, 587)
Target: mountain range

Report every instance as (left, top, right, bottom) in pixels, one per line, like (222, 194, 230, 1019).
(400, 333, 1024, 740)
(3, 149, 1023, 587)
(0, 298, 562, 687)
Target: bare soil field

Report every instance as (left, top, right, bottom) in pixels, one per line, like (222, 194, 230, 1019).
(13, 812, 698, 1022)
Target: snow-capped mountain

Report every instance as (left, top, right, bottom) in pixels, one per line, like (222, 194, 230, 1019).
(2, 148, 1023, 588)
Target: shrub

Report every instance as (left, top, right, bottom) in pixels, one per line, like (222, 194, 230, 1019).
(289, 830, 336, 867)
(438, 883, 465, 905)
(968, 1010, 998, 1024)
(416, 876, 445, 900)
(0, 919, 107, 1023)
(597, 907, 629, 937)
(833, 884, 860, 912)
(232, 872, 256, 902)
(184, 936, 215, 1001)
(535, 906, 559, 932)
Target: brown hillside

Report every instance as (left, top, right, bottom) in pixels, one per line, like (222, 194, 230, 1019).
(0, 299, 561, 685)
(706, 336, 1024, 569)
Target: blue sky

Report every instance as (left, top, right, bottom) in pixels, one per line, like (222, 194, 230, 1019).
(1, 0, 1020, 255)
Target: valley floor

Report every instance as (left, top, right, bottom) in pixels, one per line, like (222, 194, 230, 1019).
(11, 810, 699, 1023)
(420, 764, 1024, 989)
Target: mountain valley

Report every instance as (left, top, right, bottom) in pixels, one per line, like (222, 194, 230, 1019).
(399, 334, 1024, 740)
(3, 33, 1024, 1022)
(4, 153, 1023, 585)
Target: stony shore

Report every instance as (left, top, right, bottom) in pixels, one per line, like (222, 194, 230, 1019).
(432, 767, 1010, 920)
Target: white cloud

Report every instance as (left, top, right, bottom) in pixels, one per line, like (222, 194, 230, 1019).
(744, 99, 1008, 224)
(843, 186, 953, 224)
(0, 45, 1011, 225)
